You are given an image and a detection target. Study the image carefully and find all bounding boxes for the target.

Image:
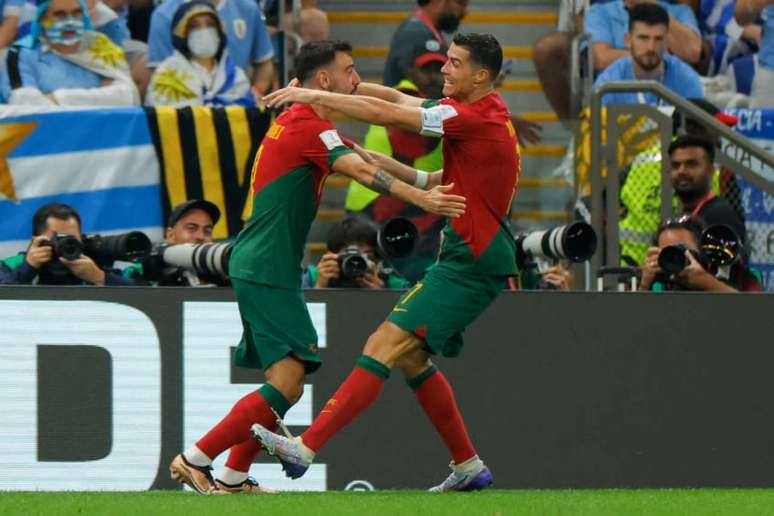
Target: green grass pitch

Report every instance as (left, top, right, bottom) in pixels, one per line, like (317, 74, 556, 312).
(2, 489, 774, 516)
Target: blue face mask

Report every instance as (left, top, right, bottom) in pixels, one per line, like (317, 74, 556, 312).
(45, 17, 85, 46)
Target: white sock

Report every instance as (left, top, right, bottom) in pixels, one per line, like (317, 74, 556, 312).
(297, 437, 316, 462)
(453, 455, 482, 474)
(183, 445, 212, 467)
(216, 467, 248, 486)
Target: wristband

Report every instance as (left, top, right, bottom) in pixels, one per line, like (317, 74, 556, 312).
(414, 170, 430, 189)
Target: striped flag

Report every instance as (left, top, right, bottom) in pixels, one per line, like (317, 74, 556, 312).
(145, 106, 271, 239)
(0, 107, 163, 258)
(0, 106, 270, 260)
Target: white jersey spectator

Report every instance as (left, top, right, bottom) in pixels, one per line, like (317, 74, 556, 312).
(0, 0, 138, 105)
(147, 0, 273, 91)
(146, 0, 253, 107)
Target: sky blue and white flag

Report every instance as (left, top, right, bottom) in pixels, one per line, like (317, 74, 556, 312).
(0, 106, 163, 259)
(727, 108, 774, 291)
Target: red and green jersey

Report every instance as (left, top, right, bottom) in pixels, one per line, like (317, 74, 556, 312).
(420, 92, 520, 275)
(229, 104, 353, 288)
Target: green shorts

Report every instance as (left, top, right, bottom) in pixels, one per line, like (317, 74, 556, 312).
(231, 278, 321, 374)
(386, 263, 504, 358)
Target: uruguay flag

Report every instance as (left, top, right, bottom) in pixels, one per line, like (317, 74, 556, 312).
(0, 107, 163, 259)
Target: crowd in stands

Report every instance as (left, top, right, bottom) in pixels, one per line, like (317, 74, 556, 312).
(0, 0, 329, 105)
(0, 0, 767, 292)
(535, 0, 774, 118)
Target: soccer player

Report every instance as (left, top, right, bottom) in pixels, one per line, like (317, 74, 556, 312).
(168, 39, 466, 495)
(253, 33, 520, 491)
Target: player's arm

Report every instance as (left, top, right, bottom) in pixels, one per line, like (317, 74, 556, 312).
(352, 143, 442, 190)
(331, 153, 463, 217)
(265, 87, 424, 133)
(354, 82, 425, 107)
(735, 0, 774, 24)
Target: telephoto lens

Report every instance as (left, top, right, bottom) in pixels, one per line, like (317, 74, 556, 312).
(658, 244, 689, 275)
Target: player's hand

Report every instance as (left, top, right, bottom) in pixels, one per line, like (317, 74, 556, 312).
(418, 183, 466, 218)
(263, 86, 322, 108)
(510, 115, 542, 145)
(639, 246, 662, 290)
(315, 252, 340, 288)
(60, 255, 106, 286)
(25, 235, 53, 269)
(357, 269, 385, 289)
(541, 264, 571, 291)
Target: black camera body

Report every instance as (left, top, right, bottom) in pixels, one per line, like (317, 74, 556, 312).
(45, 234, 84, 261)
(44, 231, 151, 266)
(328, 245, 372, 288)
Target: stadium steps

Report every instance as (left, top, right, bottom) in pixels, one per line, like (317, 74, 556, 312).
(306, 0, 568, 262)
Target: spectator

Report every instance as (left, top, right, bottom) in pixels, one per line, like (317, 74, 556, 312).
(123, 199, 223, 286)
(735, 0, 774, 107)
(383, 0, 467, 88)
(698, 0, 761, 77)
(619, 99, 741, 266)
(585, 0, 703, 72)
(147, 0, 274, 94)
(0, 0, 138, 105)
(145, 1, 253, 107)
(302, 215, 410, 289)
(667, 134, 747, 241)
(595, 3, 704, 106)
(533, 0, 590, 121)
(0, 203, 141, 286)
(639, 215, 762, 291)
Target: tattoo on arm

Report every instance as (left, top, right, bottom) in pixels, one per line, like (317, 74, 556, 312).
(370, 168, 395, 195)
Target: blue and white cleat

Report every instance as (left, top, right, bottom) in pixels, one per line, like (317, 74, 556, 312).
(251, 423, 315, 480)
(429, 457, 493, 492)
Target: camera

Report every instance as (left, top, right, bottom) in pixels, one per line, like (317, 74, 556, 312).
(44, 231, 151, 266)
(337, 245, 372, 281)
(514, 221, 598, 269)
(657, 224, 741, 277)
(45, 234, 84, 261)
(140, 242, 233, 285)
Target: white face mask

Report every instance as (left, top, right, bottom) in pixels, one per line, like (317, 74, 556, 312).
(187, 27, 219, 59)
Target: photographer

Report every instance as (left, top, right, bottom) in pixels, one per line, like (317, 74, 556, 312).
(302, 215, 409, 289)
(511, 263, 573, 291)
(639, 216, 763, 292)
(0, 203, 140, 286)
(123, 199, 225, 286)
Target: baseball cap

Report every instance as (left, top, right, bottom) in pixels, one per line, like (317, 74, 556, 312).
(167, 199, 221, 228)
(414, 51, 447, 68)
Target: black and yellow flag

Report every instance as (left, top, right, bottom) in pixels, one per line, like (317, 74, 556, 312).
(145, 106, 271, 239)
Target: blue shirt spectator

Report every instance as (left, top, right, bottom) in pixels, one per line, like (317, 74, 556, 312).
(17, 0, 129, 45)
(585, 0, 702, 71)
(147, 0, 273, 74)
(700, 0, 760, 76)
(585, 0, 700, 49)
(595, 53, 704, 105)
(1, 0, 138, 105)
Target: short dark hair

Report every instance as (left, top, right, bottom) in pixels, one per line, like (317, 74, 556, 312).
(452, 33, 503, 81)
(655, 215, 705, 245)
(327, 214, 378, 254)
(295, 40, 353, 83)
(417, 0, 431, 5)
(667, 134, 716, 163)
(32, 203, 81, 236)
(628, 2, 670, 31)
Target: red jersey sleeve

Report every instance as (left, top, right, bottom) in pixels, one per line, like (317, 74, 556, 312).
(300, 121, 354, 173)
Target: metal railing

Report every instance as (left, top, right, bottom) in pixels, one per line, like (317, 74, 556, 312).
(569, 32, 594, 117)
(587, 80, 774, 288)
